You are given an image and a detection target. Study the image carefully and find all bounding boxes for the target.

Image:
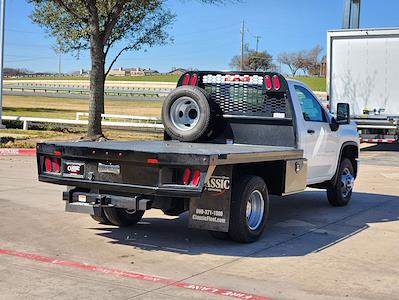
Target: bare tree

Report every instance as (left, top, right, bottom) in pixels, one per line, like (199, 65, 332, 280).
(304, 46, 323, 76)
(278, 52, 303, 77)
(278, 46, 324, 77)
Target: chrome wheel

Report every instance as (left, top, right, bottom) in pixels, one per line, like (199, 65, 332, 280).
(341, 167, 354, 198)
(246, 190, 265, 231)
(170, 97, 200, 131)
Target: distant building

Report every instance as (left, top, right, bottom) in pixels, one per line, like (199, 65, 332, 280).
(109, 67, 130, 76)
(108, 67, 159, 76)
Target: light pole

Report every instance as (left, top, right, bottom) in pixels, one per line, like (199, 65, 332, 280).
(0, 0, 5, 129)
(343, 0, 361, 29)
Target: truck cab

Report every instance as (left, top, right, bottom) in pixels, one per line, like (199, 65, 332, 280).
(288, 80, 359, 184)
(37, 71, 359, 243)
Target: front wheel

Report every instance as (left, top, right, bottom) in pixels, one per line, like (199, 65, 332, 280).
(103, 208, 144, 226)
(327, 158, 355, 207)
(228, 175, 269, 243)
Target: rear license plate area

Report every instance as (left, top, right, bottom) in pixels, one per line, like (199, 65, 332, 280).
(63, 161, 85, 178)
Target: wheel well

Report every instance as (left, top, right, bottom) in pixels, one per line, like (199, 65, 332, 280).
(341, 144, 359, 178)
(233, 161, 285, 195)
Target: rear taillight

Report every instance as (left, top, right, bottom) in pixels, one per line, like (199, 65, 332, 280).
(43, 156, 61, 174)
(264, 75, 272, 90)
(190, 73, 198, 86)
(272, 75, 281, 90)
(52, 158, 60, 173)
(182, 74, 191, 86)
(182, 168, 201, 186)
(191, 170, 201, 186)
(183, 168, 191, 185)
(45, 157, 52, 172)
(182, 73, 198, 86)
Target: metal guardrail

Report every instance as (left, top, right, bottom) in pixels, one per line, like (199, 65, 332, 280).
(2, 115, 164, 131)
(3, 84, 170, 98)
(5, 82, 175, 91)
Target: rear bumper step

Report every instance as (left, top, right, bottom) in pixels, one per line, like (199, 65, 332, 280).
(63, 190, 152, 215)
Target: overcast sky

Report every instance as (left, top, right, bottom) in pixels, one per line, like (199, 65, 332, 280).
(4, 0, 399, 73)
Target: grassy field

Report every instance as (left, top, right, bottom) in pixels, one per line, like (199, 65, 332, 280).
(0, 128, 162, 148)
(289, 76, 326, 92)
(3, 95, 162, 119)
(1, 95, 163, 148)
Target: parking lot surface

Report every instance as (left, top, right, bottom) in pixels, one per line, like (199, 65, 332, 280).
(0, 144, 398, 300)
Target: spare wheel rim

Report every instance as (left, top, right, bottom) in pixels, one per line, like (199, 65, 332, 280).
(170, 96, 201, 131)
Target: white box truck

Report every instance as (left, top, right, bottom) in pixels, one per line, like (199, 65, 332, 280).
(327, 28, 399, 143)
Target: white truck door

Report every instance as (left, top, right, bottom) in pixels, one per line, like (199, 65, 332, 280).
(293, 85, 338, 182)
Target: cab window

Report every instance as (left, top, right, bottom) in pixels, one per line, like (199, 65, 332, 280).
(294, 85, 326, 122)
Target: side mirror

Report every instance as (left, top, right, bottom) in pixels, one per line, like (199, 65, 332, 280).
(336, 103, 350, 124)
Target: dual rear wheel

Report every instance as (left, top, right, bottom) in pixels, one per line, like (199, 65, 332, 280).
(90, 208, 144, 226)
(210, 175, 270, 243)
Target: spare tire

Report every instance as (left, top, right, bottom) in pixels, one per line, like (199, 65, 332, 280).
(162, 86, 213, 142)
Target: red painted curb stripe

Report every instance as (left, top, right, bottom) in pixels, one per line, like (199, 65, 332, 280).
(0, 248, 271, 300)
(0, 148, 36, 156)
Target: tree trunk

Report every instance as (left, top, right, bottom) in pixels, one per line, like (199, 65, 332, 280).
(87, 38, 105, 139)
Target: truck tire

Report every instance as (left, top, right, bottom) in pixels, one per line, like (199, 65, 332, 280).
(327, 158, 355, 207)
(162, 86, 213, 142)
(103, 208, 145, 226)
(90, 209, 111, 225)
(228, 175, 269, 243)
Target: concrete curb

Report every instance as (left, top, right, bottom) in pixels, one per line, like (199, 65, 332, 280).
(0, 148, 36, 156)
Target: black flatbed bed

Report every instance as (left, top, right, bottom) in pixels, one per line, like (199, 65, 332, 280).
(41, 140, 303, 165)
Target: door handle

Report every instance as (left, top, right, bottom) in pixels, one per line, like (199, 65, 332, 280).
(307, 129, 315, 134)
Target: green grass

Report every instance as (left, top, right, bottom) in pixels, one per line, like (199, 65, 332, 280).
(0, 128, 162, 149)
(3, 95, 162, 120)
(6, 74, 180, 83)
(289, 76, 326, 92)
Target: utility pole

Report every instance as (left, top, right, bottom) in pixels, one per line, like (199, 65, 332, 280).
(240, 20, 245, 71)
(0, 0, 6, 129)
(254, 35, 261, 52)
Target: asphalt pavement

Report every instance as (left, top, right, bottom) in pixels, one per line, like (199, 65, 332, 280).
(0, 144, 398, 300)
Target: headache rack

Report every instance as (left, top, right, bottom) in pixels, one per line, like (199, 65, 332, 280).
(175, 71, 297, 148)
(177, 71, 293, 120)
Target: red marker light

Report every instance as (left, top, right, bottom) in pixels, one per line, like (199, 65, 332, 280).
(54, 150, 62, 157)
(183, 74, 191, 86)
(264, 75, 272, 90)
(191, 170, 201, 186)
(183, 168, 191, 185)
(272, 75, 281, 90)
(190, 73, 198, 86)
(147, 158, 159, 164)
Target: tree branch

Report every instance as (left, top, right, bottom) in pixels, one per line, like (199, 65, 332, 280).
(103, 0, 129, 43)
(54, 0, 89, 23)
(104, 46, 129, 77)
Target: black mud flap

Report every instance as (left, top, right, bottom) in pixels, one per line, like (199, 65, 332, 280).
(189, 166, 232, 232)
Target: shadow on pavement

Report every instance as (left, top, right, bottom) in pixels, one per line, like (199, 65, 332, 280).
(361, 143, 399, 152)
(91, 190, 399, 258)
